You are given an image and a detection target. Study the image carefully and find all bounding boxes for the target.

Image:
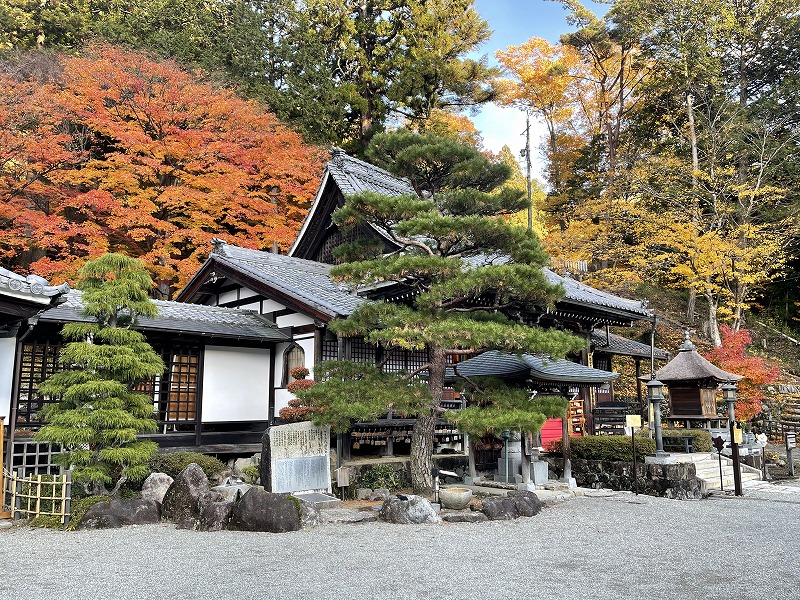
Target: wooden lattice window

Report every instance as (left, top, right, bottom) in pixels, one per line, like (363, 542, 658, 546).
(15, 338, 63, 428)
(350, 338, 376, 364)
(164, 349, 199, 422)
(321, 338, 338, 361)
(383, 347, 429, 374)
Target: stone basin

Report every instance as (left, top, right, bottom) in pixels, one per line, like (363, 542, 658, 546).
(439, 487, 473, 510)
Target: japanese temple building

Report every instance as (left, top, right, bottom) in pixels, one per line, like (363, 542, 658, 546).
(2, 148, 667, 475)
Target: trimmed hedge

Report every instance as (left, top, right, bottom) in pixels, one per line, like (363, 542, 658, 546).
(636, 428, 712, 453)
(549, 435, 656, 462)
(150, 452, 226, 480)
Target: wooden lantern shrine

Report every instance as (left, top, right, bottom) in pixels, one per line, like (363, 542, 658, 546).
(654, 333, 742, 419)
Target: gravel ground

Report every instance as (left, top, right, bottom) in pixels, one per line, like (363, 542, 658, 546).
(2, 491, 799, 600)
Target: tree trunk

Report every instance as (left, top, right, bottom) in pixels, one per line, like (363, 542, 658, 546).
(704, 286, 722, 346)
(409, 347, 446, 494)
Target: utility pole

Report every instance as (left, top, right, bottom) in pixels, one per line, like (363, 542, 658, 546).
(522, 111, 533, 232)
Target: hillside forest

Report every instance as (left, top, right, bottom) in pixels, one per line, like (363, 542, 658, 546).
(1, 0, 799, 354)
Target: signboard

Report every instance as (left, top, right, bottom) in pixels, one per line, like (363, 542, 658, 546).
(786, 432, 797, 450)
(733, 425, 743, 445)
(626, 415, 642, 428)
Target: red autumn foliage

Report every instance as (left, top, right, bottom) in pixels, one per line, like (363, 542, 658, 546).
(703, 326, 779, 421)
(0, 45, 323, 292)
(280, 367, 317, 423)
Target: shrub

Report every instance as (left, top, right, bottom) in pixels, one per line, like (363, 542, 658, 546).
(66, 495, 111, 531)
(548, 435, 656, 462)
(241, 465, 260, 485)
(30, 515, 64, 529)
(150, 452, 226, 480)
(659, 428, 712, 452)
(360, 464, 401, 491)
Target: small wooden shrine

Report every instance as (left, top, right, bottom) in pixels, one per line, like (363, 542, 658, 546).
(654, 333, 742, 420)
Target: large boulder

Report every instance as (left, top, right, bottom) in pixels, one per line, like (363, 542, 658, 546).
(198, 501, 234, 532)
(141, 472, 174, 504)
(481, 491, 543, 520)
(228, 488, 301, 533)
(78, 499, 160, 529)
(161, 463, 223, 529)
(379, 495, 441, 525)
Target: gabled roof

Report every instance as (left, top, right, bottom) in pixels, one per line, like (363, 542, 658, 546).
(178, 241, 364, 320)
(289, 148, 413, 258)
(326, 148, 415, 197)
(40, 290, 287, 342)
(654, 334, 742, 383)
(447, 351, 619, 386)
(591, 329, 669, 360)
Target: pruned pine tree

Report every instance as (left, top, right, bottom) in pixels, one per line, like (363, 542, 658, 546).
(35, 254, 165, 496)
(301, 130, 585, 493)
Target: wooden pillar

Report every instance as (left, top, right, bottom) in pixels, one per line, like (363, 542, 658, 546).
(0, 416, 9, 518)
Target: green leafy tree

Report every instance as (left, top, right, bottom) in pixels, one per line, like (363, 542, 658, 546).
(302, 130, 584, 493)
(35, 254, 165, 496)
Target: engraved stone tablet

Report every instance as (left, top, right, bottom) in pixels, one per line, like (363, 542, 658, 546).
(261, 421, 331, 494)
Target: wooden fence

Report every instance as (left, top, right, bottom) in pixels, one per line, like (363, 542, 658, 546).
(6, 469, 72, 527)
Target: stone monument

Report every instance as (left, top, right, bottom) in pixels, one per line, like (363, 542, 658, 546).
(261, 421, 332, 494)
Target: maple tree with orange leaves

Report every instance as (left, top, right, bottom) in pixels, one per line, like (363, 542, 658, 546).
(0, 45, 323, 294)
(703, 325, 779, 421)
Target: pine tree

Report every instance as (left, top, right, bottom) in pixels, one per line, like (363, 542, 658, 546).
(34, 254, 165, 496)
(299, 130, 584, 493)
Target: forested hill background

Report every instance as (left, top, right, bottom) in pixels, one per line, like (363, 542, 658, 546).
(1, 0, 799, 360)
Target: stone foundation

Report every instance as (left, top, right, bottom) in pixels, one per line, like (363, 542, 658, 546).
(546, 457, 703, 500)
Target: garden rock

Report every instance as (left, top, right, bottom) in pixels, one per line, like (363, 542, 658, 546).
(320, 509, 379, 525)
(161, 463, 223, 529)
(140, 472, 174, 504)
(198, 501, 233, 532)
(298, 498, 321, 528)
(356, 488, 372, 500)
(368, 488, 390, 502)
(481, 491, 543, 520)
(233, 456, 258, 476)
(379, 495, 441, 525)
(228, 488, 301, 533)
(441, 511, 488, 523)
(211, 483, 252, 503)
(78, 499, 160, 529)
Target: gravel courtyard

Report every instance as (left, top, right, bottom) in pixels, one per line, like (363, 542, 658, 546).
(2, 489, 799, 600)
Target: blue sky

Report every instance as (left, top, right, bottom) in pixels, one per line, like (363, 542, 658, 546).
(470, 0, 608, 180)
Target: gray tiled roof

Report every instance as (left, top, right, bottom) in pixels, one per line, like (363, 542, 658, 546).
(0, 266, 70, 305)
(327, 148, 415, 197)
(447, 350, 619, 384)
(654, 345, 743, 383)
(543, 268, 653, 317)
(41, 290, 287, 341)
(591, 329, 669, 360)
(212, 243, 364, 318)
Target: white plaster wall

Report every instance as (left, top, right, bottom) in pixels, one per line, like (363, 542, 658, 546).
(273, 335, 316, 417)
(275, 313, 315, 328)
(0, 337, 14, 420)
(218, 289, 239, 305)
(260, 299, 285, 314)
(201, 346, 271, 422)
(239, 287, 258, 299)
(239, 301, 261, 312)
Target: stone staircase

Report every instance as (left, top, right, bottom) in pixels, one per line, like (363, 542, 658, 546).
(675, 452, 762, 493)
